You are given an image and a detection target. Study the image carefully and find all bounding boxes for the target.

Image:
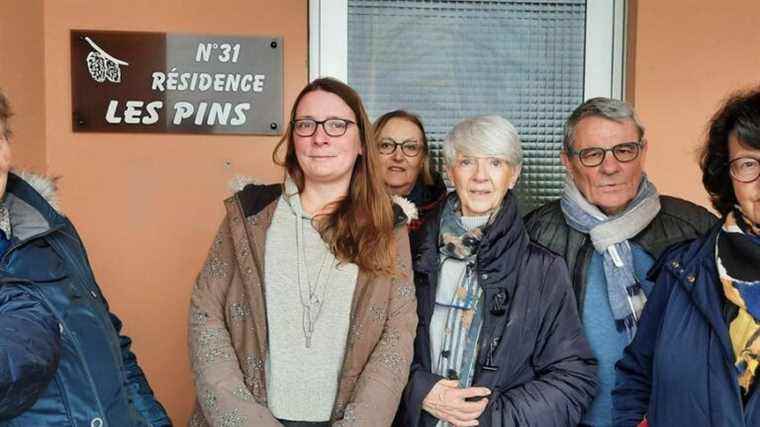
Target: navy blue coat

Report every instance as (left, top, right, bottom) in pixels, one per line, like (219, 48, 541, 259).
(398, 192, 598, 427)
(0, 173, 170, 426)
(614, 223, 760, 426)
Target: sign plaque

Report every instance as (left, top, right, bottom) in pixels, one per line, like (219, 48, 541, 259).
(71, 30, 283, 135)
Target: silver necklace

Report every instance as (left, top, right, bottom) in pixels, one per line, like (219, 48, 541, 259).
(295, 212, 336, 348)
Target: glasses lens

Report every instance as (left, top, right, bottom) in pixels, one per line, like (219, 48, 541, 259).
(612, 142, 641, 162)
(324, 119, 348, 137)
(730, 158, 760, 182)
(294, 120, 316, 136)
(579, 148, 605, 167)
(401, 143, 422, 157)
(378, 140, 396, 154)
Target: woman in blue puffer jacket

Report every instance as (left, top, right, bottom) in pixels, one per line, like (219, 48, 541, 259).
(614, 87, 760, 426)
(0, 90, 170, 426)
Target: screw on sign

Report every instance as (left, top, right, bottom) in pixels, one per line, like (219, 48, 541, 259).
(84, 37, 129, 83)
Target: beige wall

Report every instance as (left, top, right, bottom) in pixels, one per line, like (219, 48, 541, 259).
(39, 1, 307, 423)
(0, 0, 46, 173)
(631, 0, 760, 210)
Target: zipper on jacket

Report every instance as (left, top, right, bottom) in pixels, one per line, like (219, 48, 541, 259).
(573, 241, 594, 316)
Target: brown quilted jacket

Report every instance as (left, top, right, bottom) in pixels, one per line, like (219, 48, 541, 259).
(188, 186, 417, 426)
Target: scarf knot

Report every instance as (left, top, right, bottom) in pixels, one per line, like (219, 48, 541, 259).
(560, 174, 661, 341)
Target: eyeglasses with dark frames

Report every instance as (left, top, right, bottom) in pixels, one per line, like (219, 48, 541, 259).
(567, 140, 646, 167)
(291, 118, 356, 137)
(377, 138, 424, 157)
(728, 156, 760, 183)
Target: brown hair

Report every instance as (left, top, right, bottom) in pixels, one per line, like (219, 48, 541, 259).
(373, 109, 435, 186)
(700, 86, 760, 216)
(0, 89, 12, 140)
(273, 78, 396, 275)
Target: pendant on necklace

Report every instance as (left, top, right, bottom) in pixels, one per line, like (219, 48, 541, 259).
(303, 306, 314, 349)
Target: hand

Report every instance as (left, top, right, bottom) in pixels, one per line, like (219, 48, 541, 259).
(422, 379, 491, 426)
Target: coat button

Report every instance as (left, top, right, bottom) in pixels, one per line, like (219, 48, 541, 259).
(671, 261, 680, 269)
(687, 275, 696, 283)
(91, 418, 104, 427)
(490, 289, 508, 316)
(480, 273, 488, 280)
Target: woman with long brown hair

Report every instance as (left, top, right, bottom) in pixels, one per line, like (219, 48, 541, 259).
(188, 78, 417, 426)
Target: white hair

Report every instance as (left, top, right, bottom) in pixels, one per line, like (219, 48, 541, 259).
(442, 115, 523, 167)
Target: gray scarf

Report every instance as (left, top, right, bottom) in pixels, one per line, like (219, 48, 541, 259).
(560, 174, 660, 341)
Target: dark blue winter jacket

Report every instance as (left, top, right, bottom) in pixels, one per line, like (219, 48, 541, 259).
(397, 192, 598, 426)
(0, 172, 171, 426)
(614, 223, 760, 426)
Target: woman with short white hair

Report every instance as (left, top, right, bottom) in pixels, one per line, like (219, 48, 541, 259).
(397, 115, 598, 427)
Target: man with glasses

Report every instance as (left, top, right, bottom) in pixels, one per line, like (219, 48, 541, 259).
(524, 97, 716, 427)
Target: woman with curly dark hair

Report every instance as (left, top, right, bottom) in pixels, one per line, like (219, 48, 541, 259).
(614, 88, 760, 427)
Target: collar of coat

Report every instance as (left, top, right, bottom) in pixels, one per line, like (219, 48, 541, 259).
(3, 171, 64, 241)
(7, 170, 60, 211)
(414, 190, 530, 290)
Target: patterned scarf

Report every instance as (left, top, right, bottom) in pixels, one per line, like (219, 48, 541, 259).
(434, 195, 493, 388)
(716, 208, 760, 394)
(561, 174, 661, 342)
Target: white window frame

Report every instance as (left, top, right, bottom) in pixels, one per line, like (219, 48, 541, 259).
(308, 0, 627, 100)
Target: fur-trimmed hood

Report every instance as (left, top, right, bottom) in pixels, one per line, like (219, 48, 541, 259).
(228, 175, 413, 225)
(11, 170, 60, 212)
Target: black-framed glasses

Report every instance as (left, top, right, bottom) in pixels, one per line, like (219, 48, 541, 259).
(728, 156, 760, 183)
(377, 138, 424, 157)
(567, 140, 645, 167)
(291, 118, 355, 137)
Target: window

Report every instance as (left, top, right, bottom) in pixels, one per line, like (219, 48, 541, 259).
(310, 0, 626, 212)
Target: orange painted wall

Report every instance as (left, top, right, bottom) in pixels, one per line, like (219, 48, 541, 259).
(7, 0, 757, 424)
(0, 0, 46, 173)
(40, 1, 307, 423)
(631, 0, 760, 210)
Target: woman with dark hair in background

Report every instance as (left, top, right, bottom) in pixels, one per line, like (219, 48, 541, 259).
(615, 87, 760, 426)
(188, 78, 417, 426)
(375, 110, 447, 236)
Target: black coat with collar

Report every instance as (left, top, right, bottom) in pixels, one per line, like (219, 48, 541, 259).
(397, 192, 598, 427)
(523, 196, 717, 314)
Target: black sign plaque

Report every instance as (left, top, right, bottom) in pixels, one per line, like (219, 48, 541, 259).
(71, 30, 283, 135)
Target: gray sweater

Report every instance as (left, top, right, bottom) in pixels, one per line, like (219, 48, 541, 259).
(264, 192, 358, 422)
